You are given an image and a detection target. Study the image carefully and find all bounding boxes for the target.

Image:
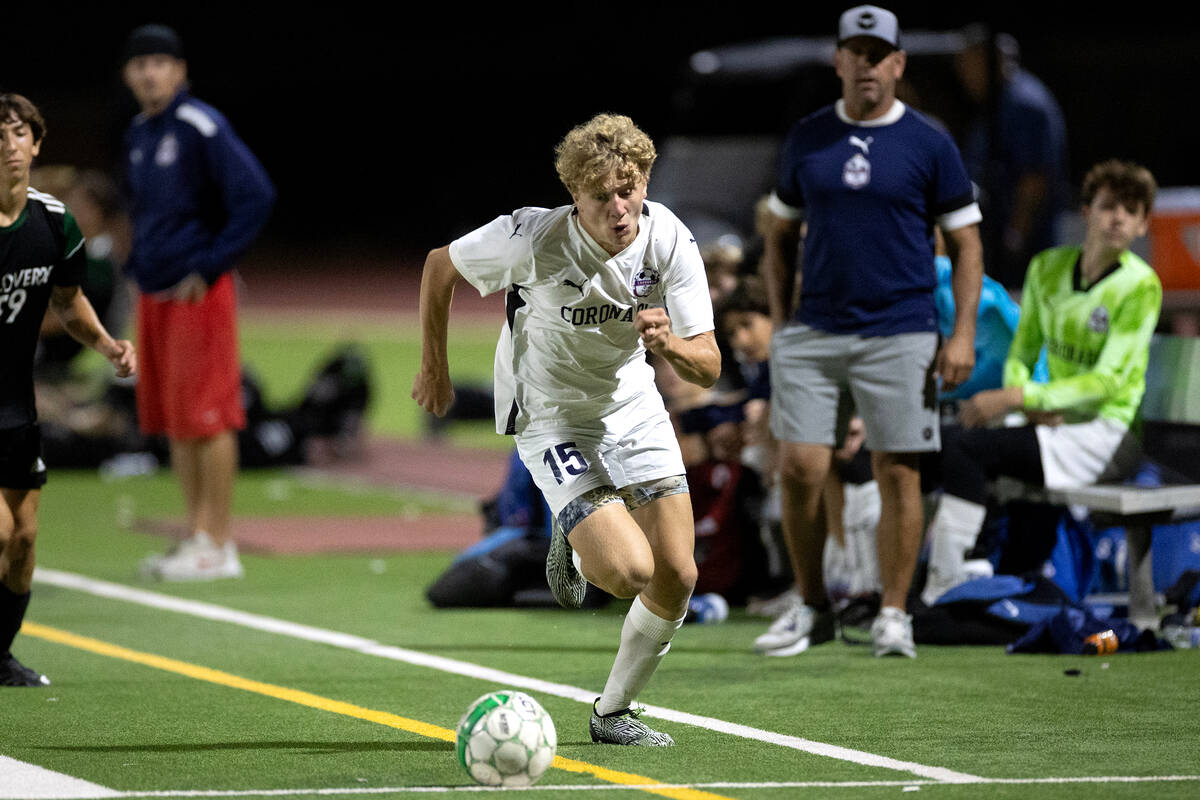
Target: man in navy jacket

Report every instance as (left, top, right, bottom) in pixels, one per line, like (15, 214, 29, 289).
(122, 24, 275, 581)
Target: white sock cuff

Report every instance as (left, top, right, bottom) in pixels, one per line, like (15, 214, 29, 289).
(936, 494, 987, 532)
(627, 595, 684, 642)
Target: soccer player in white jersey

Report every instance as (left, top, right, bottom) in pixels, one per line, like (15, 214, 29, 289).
(413, 114, 720, 745)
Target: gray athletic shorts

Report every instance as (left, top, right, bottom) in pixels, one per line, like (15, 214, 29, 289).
(769, 324, 940, 453)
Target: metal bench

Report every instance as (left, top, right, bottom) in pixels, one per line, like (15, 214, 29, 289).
(998, 335, 1200, 629)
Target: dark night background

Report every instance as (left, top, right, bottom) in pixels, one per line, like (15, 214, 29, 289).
(5, 3, 1200, 265)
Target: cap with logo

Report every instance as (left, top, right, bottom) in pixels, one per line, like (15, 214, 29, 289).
(837, 5, 900, 49)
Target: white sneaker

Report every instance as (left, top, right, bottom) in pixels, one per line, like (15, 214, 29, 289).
(138, 533, 206, 579)
(871, 606, 916, 658)
(149, 533, 244, 582)
(753, 601, 837, 656)
(745, 587, 800, 618)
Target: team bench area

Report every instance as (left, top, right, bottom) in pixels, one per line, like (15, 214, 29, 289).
(996, 335, 1200, 629)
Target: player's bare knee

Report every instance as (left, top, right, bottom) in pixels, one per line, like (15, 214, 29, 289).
(656, 557, 698, 600)
(3, 525, 36, 572)
(605, 553, 655, 599)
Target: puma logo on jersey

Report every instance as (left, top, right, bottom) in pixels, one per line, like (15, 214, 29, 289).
(849, 135, 874, 154)
(509, 223, 524, 239)
(562, 278, 588, 296)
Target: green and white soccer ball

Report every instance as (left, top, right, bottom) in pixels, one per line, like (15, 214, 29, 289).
(455, 690, 557, 787)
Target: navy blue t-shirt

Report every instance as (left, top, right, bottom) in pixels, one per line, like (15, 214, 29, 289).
(774, 100, 979, 336)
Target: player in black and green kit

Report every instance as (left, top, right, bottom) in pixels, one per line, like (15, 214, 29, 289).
(0, 93, 136, 686)
(922, 160, 1162, 604)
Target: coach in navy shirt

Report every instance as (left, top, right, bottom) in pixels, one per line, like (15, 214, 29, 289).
(122, 24, 275, 582)
(754, 6, 983, 659)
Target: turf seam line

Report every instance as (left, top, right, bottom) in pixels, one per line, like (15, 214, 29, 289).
(33, 568, 981, 783)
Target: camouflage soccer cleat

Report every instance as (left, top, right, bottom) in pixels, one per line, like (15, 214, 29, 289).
(589, 700, 674, 746)
(545, 517, 586, 609)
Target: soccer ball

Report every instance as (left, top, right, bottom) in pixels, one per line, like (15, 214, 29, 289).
(455, 690, 557, 787)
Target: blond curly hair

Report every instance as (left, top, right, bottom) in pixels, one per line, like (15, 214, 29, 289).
(554, 113, 657, 197)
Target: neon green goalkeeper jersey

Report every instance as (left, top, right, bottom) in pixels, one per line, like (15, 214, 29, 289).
(1003, 245, 1162, 427)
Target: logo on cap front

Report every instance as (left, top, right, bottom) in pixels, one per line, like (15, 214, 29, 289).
(857, 11, 877, 29)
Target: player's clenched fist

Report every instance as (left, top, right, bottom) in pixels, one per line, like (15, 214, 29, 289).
(411, 367, 455, 417)
(635, 307, 673, 354)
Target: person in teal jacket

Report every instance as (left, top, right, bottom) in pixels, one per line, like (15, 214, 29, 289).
(923, 160, 1162, 605)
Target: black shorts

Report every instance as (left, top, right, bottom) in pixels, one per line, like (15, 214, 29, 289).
(0, 423, 48, 490)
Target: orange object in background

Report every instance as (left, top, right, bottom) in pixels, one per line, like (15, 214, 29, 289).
(1149, 197, 1200, 291)
(1083, 629, 1119, 655)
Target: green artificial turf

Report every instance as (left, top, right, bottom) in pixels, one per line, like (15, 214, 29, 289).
(4, 468, 1198, 800)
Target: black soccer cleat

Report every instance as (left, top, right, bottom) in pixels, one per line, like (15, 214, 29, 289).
(0, 653, 51, 687)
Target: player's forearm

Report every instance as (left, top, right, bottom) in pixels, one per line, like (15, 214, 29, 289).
(50, 287, 116, 354)
(944, 225, 983, 342)
(660, 331, 722, 388)
(760, 218, 801, 327)
(417, 246, 461, 372)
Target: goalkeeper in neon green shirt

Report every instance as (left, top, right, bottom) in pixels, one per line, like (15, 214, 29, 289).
(922, 160, 1162, 605)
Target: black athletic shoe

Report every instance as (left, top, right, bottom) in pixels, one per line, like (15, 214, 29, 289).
(0, 653, 50, 687)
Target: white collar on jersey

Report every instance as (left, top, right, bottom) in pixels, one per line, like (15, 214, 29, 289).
(570, 203, 652, 262)
(835, 98, 906, 127)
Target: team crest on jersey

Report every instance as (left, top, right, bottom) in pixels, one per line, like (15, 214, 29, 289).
(155, 133, 179, 167)
(1088, 305, 1110, 334)
(633, 266, 661, 298)
(843, 153, 870, 189)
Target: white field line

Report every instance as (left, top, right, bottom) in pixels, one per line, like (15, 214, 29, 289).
(33, 569, 976, 782)
(0, 756, 120, 799)
(7, 775, 1200, 799)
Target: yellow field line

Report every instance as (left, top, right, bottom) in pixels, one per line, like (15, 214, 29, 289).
(23, 622, 732, 800)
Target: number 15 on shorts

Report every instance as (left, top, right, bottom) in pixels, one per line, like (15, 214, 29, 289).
(543, 442, 589, 485)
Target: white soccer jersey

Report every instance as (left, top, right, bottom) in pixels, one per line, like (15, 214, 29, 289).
(448, 201, 714, 435)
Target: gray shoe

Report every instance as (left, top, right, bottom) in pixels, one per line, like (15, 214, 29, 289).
(545, 517, 586, 609)
(589, 700, 674, 746)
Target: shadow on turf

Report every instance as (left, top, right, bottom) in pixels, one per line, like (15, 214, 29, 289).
(36, 741, 451, 754)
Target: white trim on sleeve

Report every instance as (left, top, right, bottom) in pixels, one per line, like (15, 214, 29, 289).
(938, 202, 983, 231)
(767, 191, 802, 221)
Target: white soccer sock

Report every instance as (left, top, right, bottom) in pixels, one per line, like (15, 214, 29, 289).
(595, 595, 684, 716)
(922, 494, 988, 604)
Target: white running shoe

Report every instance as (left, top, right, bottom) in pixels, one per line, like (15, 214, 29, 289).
(138, 533, 206, 579)
(147, 533, 244, 582)
(871, 606, 916, 658)
(753, 600, 837, 656)
(745, 587, 801, 618)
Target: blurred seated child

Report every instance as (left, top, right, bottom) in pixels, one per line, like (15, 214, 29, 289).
(922, 160, 1162, 605)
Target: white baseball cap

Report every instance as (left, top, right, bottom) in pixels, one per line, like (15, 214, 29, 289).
(837, 5, 900, 48)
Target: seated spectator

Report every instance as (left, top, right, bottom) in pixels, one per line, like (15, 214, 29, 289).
(931, 227, 1048, 407)
(38, 344, 372, 474)
(922, 160, 1162, 605)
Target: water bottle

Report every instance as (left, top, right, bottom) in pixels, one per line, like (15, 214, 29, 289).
(1163, 625, 1200, 649)
(687, 593, 729, 625)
